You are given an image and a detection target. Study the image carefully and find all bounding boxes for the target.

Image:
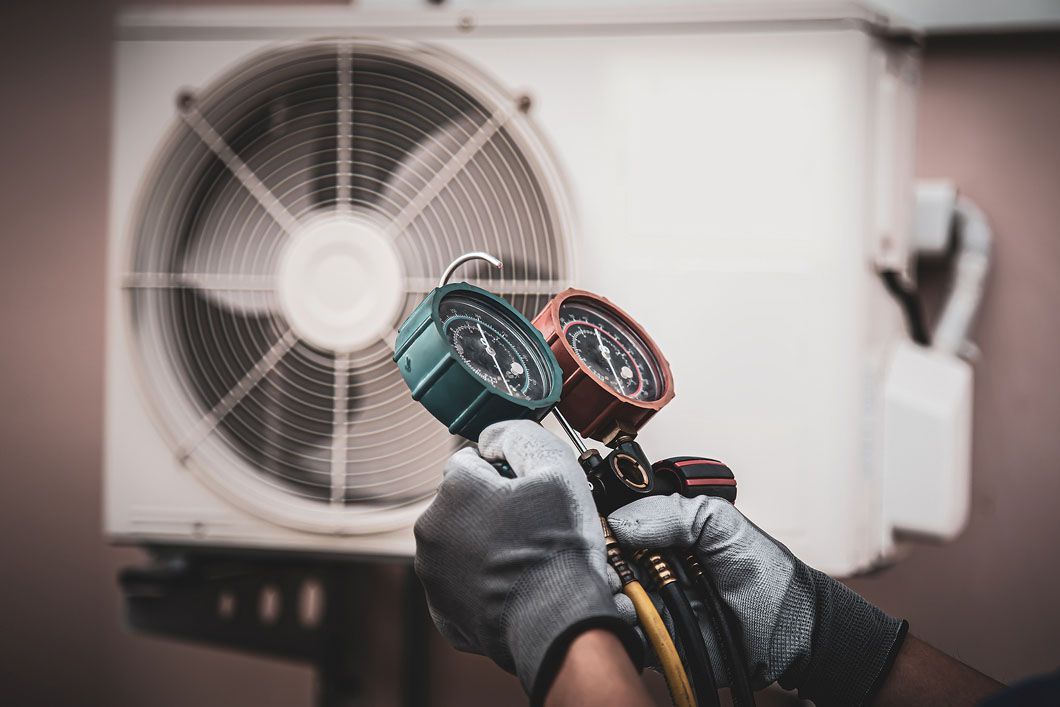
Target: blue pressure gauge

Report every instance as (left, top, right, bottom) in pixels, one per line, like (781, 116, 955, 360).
(394, 258, 562, 441)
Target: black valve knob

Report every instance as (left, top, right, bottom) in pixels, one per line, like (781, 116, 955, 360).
(652, 456, 737, 504)
(578, 438, 656, 515)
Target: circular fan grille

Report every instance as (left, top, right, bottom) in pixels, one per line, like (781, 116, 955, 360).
(125, 40, 572, 534)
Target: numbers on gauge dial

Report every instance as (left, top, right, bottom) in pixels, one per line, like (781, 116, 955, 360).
(439, 294, 550, 401)
(559, 299, 663, 402)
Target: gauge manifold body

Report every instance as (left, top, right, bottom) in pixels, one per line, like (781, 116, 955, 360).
(395, 283, 562, 441)
(533, 288, 675, 445)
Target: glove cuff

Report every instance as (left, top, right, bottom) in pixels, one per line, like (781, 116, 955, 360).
(503, 549, 642, 705)
(780, 568, 907, 707)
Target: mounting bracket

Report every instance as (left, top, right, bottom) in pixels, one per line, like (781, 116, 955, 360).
(118, 550, 429, 707)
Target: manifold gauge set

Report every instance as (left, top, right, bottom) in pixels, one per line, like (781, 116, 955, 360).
(395, 253, 754, 707)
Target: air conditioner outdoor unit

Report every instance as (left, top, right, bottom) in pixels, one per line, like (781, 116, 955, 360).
(106, 1, 928, 575)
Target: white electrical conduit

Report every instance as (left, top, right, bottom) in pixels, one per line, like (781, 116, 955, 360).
(933, 195, 992, 358)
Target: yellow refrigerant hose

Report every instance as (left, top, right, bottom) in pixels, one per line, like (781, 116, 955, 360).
(602, 518, 696, 707)
(625, 579, 697, 707)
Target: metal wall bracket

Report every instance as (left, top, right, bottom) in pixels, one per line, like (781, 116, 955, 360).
(119, 550, 429, 707)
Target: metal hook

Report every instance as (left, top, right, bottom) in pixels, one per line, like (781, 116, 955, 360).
(438, 252, 503, 288)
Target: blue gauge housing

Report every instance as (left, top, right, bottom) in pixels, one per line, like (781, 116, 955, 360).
(394, 283, 563, 441)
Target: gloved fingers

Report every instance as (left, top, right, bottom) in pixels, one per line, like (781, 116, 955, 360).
(614, 591, 638, 626)
(478, 420, 577, 479)
(440, 447, 509, 490)
(415, 449, 503, 555)
(606, 565, 640, 626)
(606, 564, 623, 595)
(607, 493, 737, 551)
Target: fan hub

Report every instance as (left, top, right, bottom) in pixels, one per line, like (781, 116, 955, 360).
(278, 215, 405, 352)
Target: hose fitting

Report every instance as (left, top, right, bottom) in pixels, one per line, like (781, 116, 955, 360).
(684, 552, 705, 578)
(600, 517, 636, 585)
(634, 549, 678, 588)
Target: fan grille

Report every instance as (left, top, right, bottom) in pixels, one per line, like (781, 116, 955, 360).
(125, 40, 571, 534)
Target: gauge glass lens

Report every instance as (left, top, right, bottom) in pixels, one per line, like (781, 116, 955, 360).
(559, 298, 664, 402)
(439, 293, 552, 401)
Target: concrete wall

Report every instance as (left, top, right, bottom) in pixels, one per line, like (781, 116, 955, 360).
(0, 2, 1056, 703)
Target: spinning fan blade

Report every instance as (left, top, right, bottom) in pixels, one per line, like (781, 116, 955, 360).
(223, 342, 335, 501)
(341, 341, 454, 504)
(382, 113, 568, 319)
(382, 114, 499, 280)
(174, 288, 285, 411)
(177, 165, 285, 316)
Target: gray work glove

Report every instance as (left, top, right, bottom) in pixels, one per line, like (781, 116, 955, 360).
(608, 494, 907, 707)
(414, 420, 640, 704)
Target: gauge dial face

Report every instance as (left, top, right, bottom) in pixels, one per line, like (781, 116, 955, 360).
(559, 298, 665, 402)
(439, 293, 552, 401)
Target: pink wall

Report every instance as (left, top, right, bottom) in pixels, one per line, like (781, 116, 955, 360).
(0, 2, 1056, 703)
(846, 31, 1060, 684)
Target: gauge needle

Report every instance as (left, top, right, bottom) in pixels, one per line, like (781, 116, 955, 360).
(478, 321, 514, 395)
(595, 327, 624, 392)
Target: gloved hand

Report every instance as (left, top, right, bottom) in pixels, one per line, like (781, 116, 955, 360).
(608, 494, 907, 707)
(414, 420, 640, 704)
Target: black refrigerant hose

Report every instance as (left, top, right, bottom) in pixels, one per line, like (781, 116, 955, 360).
(685, 554, 757, 707)
(637, 551, 721, 707)
(881, 269, 931, 346)
(661, 581, 722, 707)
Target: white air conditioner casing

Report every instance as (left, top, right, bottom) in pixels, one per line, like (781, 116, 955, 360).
(106, 2, 924, 574)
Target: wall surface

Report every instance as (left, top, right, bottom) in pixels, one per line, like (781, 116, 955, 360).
(0, 2, 1056, 704)
(846, 31, 1060, 685)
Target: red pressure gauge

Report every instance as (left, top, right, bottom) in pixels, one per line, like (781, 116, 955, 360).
(532, 289, 675, 445)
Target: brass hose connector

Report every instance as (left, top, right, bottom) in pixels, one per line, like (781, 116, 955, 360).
(634, 549, 678, 588)
(600, 516, 636, 585)
(684, 552, 705, 578)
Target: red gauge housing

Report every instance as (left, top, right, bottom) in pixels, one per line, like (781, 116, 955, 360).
(532, 288, 675, 445)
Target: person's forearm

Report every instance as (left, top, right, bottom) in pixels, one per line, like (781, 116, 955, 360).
(545, 629, 654, 707)
(871, 634, 1003, 707)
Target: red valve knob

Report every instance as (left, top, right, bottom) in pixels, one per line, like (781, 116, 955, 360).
(652, 456, 737, 504)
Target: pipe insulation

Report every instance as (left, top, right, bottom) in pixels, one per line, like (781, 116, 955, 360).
(933, 195, 992, 357)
